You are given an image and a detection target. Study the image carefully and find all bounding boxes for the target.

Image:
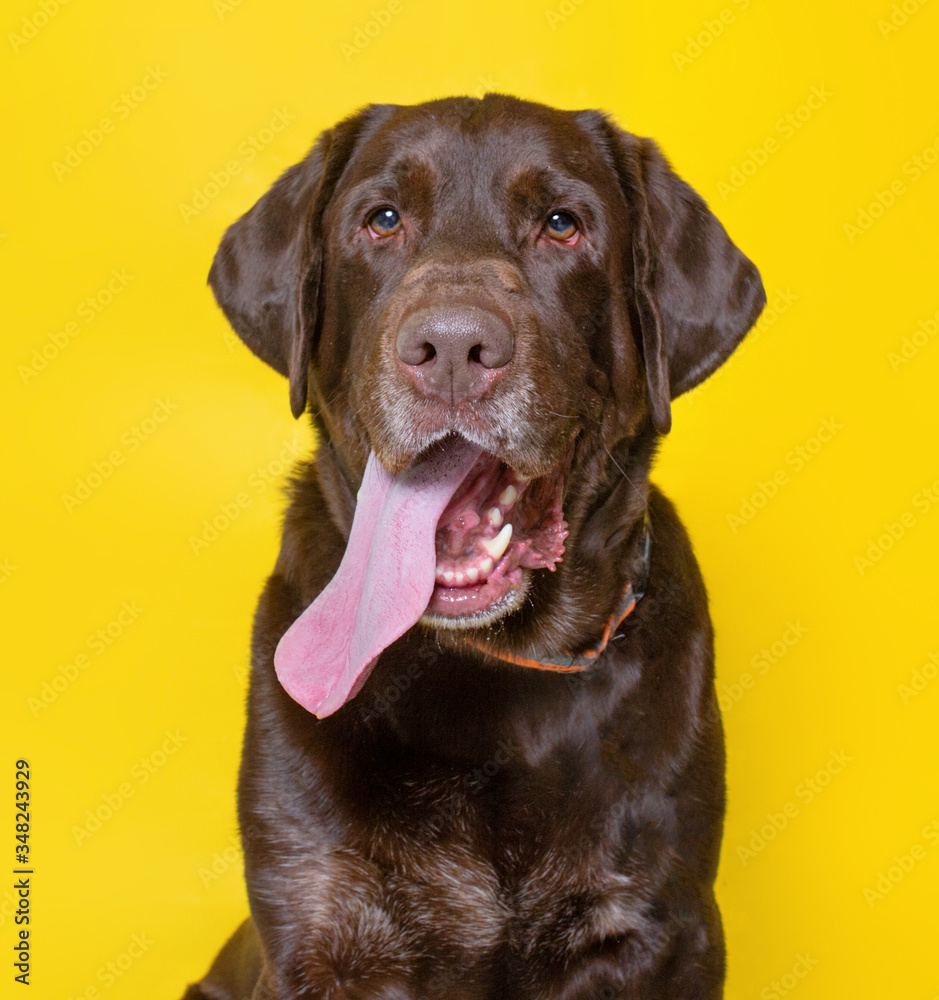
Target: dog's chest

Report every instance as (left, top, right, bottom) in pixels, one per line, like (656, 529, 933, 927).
(314, 742, 655, 980)
(383, 812, 648, 955)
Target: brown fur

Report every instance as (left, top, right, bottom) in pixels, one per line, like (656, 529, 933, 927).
(183, 94, 765, 999)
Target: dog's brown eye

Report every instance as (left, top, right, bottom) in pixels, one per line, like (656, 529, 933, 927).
(545, 211, 579, 243)
(367, 207, 402, 238)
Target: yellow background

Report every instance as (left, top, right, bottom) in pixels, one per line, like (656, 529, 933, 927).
(2, 0, 938, 996)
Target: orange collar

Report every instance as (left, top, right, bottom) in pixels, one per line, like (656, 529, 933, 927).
(466, 513, 651, 673)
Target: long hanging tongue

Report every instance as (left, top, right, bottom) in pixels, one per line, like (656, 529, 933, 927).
(274, 438, 483, 718)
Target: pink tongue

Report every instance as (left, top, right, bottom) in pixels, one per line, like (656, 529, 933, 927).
(274, 438, 482, 718)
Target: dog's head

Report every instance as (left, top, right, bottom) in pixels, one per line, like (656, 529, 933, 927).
(210, 95, 764, 715)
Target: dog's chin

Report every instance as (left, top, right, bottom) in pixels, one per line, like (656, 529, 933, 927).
(420, 570, 532, 631)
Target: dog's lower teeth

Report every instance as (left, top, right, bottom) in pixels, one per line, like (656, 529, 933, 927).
(434, 479, 521, 588)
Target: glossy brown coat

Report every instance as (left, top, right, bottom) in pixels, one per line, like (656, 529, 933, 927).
(183, 94, 765, 1000)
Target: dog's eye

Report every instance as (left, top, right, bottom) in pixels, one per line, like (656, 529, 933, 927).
(544, 211, 579, 243)
(367, 207, 402, 238)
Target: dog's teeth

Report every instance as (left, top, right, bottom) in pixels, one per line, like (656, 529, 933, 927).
(480, 557, 493, 575)
(499, 485, 517, 506)
(466, 567, 479, 583)
(455, 571, 464, 584)
(481, 523, 513, 561)
(487, 507, 503, 527)
(443, 570, 455, 585)
(435, 566, 444, 579)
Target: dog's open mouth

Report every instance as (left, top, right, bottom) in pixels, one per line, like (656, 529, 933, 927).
(273, 435, 568, 718)
(425, 451, 568, 624)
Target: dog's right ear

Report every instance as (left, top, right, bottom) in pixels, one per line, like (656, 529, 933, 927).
(208, 105, 397, 418)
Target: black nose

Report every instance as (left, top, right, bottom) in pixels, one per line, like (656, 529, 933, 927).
(395, 304, 514, 403)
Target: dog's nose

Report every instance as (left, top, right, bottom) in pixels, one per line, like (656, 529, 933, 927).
(395, 304, 513, 403)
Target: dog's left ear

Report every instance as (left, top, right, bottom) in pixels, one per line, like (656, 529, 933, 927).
(209, 104, 397, 418)
(581, 116, 766, 434)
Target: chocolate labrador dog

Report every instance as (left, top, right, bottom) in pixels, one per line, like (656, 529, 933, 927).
(183, 94, 765, 1000)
